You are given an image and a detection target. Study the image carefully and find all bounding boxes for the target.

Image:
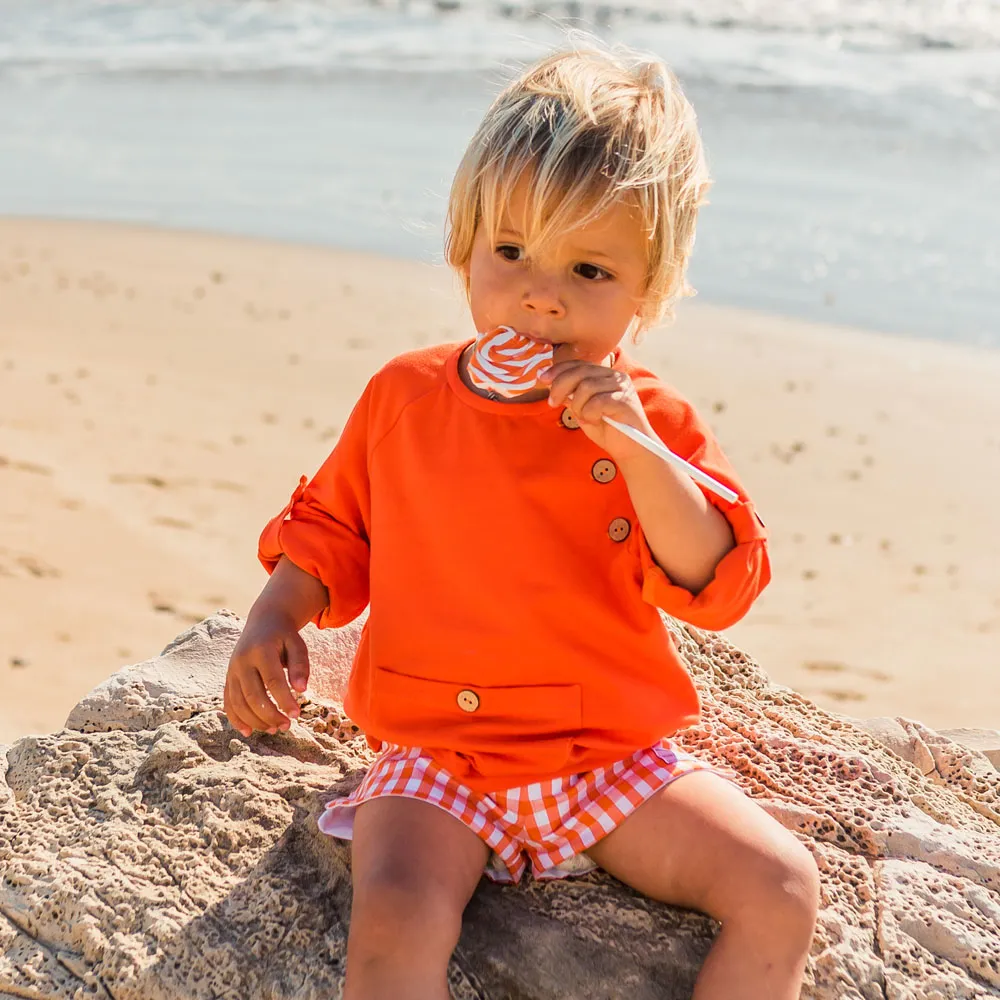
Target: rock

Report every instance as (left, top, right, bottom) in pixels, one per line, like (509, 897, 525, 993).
(65, 608, 361, 733)
(2, 614, 999, 999)
(852, 716, 1000, 776)
(938, 729, 1000, 772)
(850, 716, 938, 775)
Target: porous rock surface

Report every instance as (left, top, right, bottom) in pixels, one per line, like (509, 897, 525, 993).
(0, 610, 998, 999)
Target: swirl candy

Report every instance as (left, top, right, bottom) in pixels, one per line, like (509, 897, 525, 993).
(467, 326, 553, 398)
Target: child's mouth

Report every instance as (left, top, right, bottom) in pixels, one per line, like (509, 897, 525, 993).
(534, 337, 566, 350)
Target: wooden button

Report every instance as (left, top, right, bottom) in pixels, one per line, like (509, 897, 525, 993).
(456, 689, 480, 713)
(608, 517, 631, 542)
(560, 408, 580, 430)
(592, 459, 617, 484)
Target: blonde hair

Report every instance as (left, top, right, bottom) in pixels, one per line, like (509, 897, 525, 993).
(445, 44, 711, 337)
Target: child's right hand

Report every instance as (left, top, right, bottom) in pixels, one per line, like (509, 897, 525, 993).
(224, 610, 310, 737)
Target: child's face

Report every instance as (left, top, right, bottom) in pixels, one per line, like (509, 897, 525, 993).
(463, 173, 650, 365)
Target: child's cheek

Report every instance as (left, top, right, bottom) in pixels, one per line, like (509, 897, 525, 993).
(465, 275, 491, 331)
(468, 255, 510, 327)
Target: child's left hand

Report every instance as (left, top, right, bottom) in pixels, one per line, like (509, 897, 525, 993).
(539, 360, 655, 461)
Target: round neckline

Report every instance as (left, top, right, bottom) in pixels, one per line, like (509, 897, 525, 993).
(446, 339, 623, 417)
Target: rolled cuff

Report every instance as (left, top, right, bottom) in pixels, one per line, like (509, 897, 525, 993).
(638, 500, 770, 631)
(257, 476, 370, 629)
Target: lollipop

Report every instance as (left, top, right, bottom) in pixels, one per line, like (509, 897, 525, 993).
(467, 326, 553, 398)
(466, 325, 740, 504)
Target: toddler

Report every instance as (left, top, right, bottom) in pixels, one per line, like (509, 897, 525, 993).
(225, 44, 820, 1000)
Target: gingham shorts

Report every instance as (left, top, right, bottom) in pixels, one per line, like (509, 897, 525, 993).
(318, 739, 742, 884)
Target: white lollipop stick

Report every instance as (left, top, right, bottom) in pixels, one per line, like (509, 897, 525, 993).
(602, 416, 739, 504)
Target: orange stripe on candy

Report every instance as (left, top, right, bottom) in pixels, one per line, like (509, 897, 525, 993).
(468, 327, 553, 398)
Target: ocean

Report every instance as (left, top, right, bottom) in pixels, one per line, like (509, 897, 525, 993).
(1, 0, 998, 345)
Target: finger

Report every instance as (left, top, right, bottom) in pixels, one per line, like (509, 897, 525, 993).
(226, 676, 260, 737)
(283, 633, 311, 696)
(224, 670, 255, 736)
(564, 373, 622, 412)
(222, 677, 244, 735)
(259, 657, 301, 724)
(540, 358, 589, 384)
(545, 363, 598, 406)
(577, 389, 631, 425)
(538, 358, 581, 383)
(543, 345, 616, 379)
(238, 666, 290, 733)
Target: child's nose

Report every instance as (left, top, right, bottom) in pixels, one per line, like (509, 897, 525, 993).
(521, 276, 566, 319)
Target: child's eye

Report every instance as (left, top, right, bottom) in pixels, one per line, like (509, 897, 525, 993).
(575, 262, 612, 281)
(496, 244, 523, 262)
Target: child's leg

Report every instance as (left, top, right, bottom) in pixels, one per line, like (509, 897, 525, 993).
(344, 796, 490, 1000)
(585, 770, 820, 1000)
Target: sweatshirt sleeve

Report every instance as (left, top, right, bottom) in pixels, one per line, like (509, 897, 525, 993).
(257, 378, 374, 629)
(635, 384, 771, 632)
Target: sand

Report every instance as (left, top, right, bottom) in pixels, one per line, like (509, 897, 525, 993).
(1, 217, 998, 745)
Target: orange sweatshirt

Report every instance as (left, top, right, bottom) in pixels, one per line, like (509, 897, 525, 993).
(259, 341, 770, 791)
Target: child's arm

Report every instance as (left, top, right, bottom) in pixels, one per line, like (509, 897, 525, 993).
(542, 360, 769, 630)
(224, 554, 329, 738)
(248, 552, 330, 632)
(617, 448, 734, 594)
(226, 372, 381, 737)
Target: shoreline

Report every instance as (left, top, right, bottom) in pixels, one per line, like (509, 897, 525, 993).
(2, 53, 997, 347)
(1, 216, 998, 743)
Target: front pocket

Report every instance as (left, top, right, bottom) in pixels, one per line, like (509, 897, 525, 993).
(369, 666, 582, 772)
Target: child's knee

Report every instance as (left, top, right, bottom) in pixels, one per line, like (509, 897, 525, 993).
(788, 846, 820, 916)
(752, 841, 821, 934)
(350, 862, 465, 958)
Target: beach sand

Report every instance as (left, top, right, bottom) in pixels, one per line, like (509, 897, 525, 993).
(2, 217, 998, 744)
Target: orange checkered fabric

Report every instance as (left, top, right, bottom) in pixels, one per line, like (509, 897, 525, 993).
(318, 740, 742, 884)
